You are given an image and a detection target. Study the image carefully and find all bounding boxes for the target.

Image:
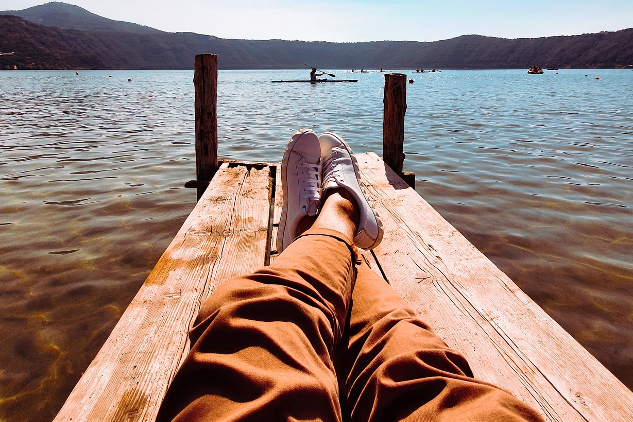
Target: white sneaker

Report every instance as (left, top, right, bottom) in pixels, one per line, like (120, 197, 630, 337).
(277, 129, 322, 253)
(320, 132, 383, 250)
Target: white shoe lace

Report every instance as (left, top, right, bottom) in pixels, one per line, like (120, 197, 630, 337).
(321, 148, 343, 188)
(301, 161, 321, 208)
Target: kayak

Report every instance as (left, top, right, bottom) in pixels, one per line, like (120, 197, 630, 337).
(272, 79, 358, 83)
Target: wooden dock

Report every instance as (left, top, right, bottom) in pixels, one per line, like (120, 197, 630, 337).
(53, 55, 633, 421)
(54, 155, 633, 422)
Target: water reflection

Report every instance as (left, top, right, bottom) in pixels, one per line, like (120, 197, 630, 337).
(0, 69, 631, 421)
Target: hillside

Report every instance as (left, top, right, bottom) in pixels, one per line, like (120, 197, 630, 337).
(1, 1, 160, 33)
(1, 2, 632, 70)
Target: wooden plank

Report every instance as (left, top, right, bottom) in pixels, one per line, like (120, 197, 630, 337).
(54, 163, 272, 422)
(356, 152, 633, 421)
(204, 165, 272, 292)
(269, 163, 283, 263)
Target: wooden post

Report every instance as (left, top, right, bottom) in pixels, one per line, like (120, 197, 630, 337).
(194, 54, 218, 199)
(383, 73, 415, 188)
(383, 73, 406, 174)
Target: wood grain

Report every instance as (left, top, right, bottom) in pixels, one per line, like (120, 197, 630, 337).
(383, 73, 406, 174)
(356, 151, 633, 421)
(269, 163, 283, 263)
(53, 163, 271, 422)
(194, 54, 218, 199)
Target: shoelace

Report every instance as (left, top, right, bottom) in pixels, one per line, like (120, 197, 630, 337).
(301, 161, 321, 204)
(321, 148, 344, 186)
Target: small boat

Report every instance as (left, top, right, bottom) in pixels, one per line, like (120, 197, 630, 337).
(272, 79, 358, 83)
(547, 68, 559, 71)
(528, 66, 543, 74)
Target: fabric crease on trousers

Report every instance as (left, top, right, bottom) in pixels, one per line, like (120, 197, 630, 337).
(156, 228, 544, 422)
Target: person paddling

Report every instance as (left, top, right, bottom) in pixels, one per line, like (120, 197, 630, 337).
(310, 67, 324, 82)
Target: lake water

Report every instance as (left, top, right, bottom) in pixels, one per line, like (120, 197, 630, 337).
(1, 68, 631, 421)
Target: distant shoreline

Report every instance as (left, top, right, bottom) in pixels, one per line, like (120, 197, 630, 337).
(1, 3, 632, 71)
(2, 67, 631, 72)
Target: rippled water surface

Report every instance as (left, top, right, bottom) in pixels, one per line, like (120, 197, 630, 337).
(1, 69, 632, 421)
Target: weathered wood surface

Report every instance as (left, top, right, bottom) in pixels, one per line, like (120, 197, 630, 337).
(270, 163, 282, 263)
(53, 163, 272, 422)
(383, 73, 406, 175)
(357, 152, 633, 421)
(55, 155, 633, 422)
(194, 54, 218, 199)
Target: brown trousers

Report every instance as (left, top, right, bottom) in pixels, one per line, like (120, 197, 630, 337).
(156, 229, 544, 422)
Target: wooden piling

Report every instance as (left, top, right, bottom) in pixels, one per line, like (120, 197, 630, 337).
(383, 73, 414, 188)
(194, 54, 218, 199)
(383, 73, 406, 173)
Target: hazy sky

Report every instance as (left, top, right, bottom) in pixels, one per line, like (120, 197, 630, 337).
(2, 0, 632, 42)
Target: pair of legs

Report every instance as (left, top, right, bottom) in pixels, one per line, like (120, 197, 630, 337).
(156, 131, 543, 421)
(156, 191, 542, 421)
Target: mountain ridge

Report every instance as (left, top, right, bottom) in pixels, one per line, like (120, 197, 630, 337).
(1, 2, 632, 70)
(1, 1, 160, 34)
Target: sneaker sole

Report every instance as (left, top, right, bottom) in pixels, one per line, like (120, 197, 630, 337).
(321, 132, 384, 249)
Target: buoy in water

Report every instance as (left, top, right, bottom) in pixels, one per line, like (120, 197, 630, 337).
(409, 79, 414, 84)
(595, 77, 600, 80)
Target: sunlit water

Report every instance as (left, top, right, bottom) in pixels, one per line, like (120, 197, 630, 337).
(1, 69, 631, 421)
